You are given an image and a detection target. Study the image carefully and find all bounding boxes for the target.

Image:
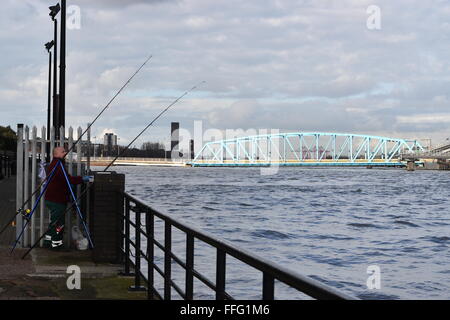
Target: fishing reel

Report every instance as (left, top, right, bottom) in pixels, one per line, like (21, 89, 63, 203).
(17, 208, 32, 221)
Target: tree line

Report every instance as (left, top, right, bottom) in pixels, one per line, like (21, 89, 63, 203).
(92, 141, 167, 158)
(0, 126, 16, 152)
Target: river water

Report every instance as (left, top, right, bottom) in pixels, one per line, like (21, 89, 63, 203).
(101, 166, 450, 300)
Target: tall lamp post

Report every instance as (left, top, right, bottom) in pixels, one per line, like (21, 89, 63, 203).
(45, 40, 55, 162)
(59, 0, 67, 130)
(49, 3, 60, 138)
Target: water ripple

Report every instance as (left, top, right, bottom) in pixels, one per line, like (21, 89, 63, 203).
(105, 165, 450, 300)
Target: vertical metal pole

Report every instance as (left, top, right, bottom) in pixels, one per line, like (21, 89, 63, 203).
(59, 126, 64, 148)
(86, 123, 91, 172)
(146, 211, 154, 299)
(65, 127, 73, 249)
(262, 273, 275, 300)
(47, 51, 52, 162)
(124, 198, 131, 275)
(164, 221, 172, 300)
(39, 127, 47, 247)
(52, 19, 59, 138)
(59, 0, 66, 129)
(185, 234, 194, 300)
(86, 124, 91, 225)
(50, 127, 55, 163)
(31, 127, 37, 245)
(16, 124, 24, 245)
(216, 249, 226, 300)
(23, 126, 30, 247)
(76, 127, 82, 227)
(68, 128, 73, 172)
(134, 210, 142, 288)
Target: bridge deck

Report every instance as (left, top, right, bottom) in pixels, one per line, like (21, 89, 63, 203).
(189, 160, 407, 167)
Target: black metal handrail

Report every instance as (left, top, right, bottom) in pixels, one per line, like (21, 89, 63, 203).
(0, 154, 13, 179)
(120, 191, 357, 300)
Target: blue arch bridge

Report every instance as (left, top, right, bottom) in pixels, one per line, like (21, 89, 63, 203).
(189, 132, 424, 167)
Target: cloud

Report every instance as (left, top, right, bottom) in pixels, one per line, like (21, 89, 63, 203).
(1, 0, 450, 148)
(397, 114, 450, 124)
(39, 0, 174, 8)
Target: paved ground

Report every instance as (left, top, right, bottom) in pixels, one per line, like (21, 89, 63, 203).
(0, 246, 148, 300)
(0, 175, 147, 300)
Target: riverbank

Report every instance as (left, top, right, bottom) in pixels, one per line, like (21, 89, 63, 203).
(0, 175, 146, 300)
(0, 246, 146, 300)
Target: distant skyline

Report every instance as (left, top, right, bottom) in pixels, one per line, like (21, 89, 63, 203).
(1, 0, 450, 150)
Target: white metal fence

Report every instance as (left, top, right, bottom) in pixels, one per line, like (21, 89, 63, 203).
(15, 124, 91, 248)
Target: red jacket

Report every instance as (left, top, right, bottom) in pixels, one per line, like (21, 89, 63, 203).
(44, 158, 83, 204)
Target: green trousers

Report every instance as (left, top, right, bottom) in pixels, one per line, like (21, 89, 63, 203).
(44, 200, 67, 247)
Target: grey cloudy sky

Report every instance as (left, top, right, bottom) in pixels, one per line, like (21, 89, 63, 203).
(1, 0, 450, 149)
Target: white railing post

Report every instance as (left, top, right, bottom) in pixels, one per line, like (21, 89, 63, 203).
(76, 127, 82, 227)
(16, 124, 24, 247)
(66, 127, 73, 249)
(31, 126, 37, 245)
(59, 126, 65, 148)
(86, 125, 91, 226)
(39, 126, 47, 247)
(23, 126, 30, 247)
(50, 126, 55, 162)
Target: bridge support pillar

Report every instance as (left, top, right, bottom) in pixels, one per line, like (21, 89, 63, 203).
(406, 160, 416, 171)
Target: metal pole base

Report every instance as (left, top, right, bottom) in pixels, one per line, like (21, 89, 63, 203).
(128, 286, 146, 292)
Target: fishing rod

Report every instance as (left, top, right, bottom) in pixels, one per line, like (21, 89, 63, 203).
(22, 81, 205, 259)
(2, 55, 152, 238)
(105, 80, 206, 171)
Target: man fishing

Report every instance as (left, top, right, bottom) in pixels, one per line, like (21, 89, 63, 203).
(44, 146, 91, 250)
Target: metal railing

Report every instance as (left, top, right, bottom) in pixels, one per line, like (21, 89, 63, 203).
(120, 192, 357, 300)
(0, 154, 13, 179)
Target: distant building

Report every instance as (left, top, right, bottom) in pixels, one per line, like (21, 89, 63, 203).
(103, 133, 117, 156)
(167, 122, 192, 159)
(171, 122, 179, 156)
(190, 139, 194, 160)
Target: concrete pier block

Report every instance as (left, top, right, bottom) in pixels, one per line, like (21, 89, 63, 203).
(89, 171, 125, 263)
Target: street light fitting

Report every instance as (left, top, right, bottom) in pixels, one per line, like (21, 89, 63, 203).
(45, 40, 55, 52)
(49, 3, 60, 20)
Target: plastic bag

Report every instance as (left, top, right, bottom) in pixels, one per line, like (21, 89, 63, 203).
(38, 162, 48, 181)
(71, 226, 88, 250)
